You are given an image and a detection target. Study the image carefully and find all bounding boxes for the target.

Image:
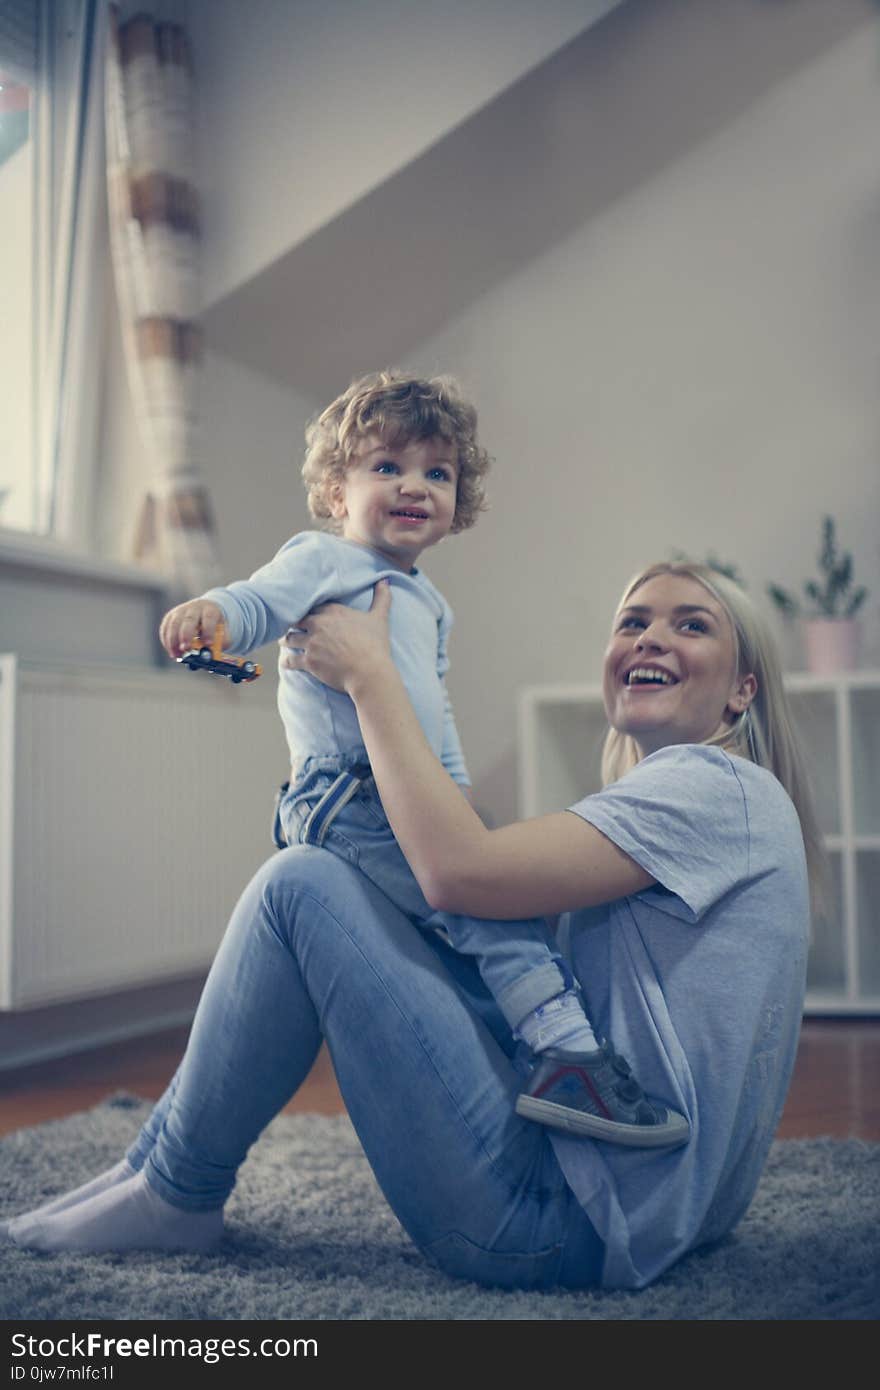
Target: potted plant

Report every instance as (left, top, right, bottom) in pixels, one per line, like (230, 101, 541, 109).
(670, 551, 746, 586)
(767, 516, 867, 674)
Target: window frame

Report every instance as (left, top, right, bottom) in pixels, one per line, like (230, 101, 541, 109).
(2, 0, 107, 559)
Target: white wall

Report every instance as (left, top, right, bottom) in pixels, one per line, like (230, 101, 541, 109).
(405, 24, 880, 823)
(199, 350, 318, 584)
(95, 284, 319, 621)
(190, 0, 620, 308)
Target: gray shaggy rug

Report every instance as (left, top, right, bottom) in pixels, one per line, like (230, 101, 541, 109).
(1, 1096, 877, 1321)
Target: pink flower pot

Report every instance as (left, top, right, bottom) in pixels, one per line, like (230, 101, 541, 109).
(803, 618, 861, 674)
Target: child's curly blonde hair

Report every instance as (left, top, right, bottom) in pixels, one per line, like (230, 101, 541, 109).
(302, 370, 491, 533)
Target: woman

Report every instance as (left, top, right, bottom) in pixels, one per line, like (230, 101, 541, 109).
(2, 562, 818, 1291)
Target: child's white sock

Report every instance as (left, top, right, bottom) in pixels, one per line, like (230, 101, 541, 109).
(0, 1159, 135, 1238)
(516, 990, 599, 1054)
(4, 1170, 223, 1254)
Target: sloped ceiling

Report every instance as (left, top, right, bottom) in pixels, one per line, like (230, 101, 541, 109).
(203, 0, 873, 400)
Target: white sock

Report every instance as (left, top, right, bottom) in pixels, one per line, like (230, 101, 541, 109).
(0, 1159, 136, 1238)
(5, 1169, 223, 1254)
(516, 990, 599, 1054)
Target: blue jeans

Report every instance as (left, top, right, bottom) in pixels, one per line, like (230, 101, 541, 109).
(126, 846, 604, 1289)
(277, 757, 568, 1029)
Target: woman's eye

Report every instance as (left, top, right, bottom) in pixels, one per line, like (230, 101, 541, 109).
(680, 619, 708, 633)
(617, 616, 644, 631)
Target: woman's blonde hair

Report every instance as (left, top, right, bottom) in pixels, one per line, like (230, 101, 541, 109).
(601, 560, 825, 904)
(302, 370, 490, 533)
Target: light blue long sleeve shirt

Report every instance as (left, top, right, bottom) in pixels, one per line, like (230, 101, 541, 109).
(202, 531, 470, 785)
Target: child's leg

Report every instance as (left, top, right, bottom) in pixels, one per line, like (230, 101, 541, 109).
(425, 906, 688, 1148)
(420, 907, 595, 1044)
(305, 781, 688, 1149)
(284, 770, 594, 1041)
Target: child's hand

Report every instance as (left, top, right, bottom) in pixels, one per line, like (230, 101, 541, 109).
(159, 600, 224, 659)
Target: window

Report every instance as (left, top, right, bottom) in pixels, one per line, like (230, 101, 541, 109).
(0, 0, 105, 547)
(0, 5, 39, 531)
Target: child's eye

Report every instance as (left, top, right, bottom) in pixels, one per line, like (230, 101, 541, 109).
(374, 461, 399, 475)
(427, 467, 453, 482)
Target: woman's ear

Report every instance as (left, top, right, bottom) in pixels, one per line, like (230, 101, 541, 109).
(727, 672, 758, 716)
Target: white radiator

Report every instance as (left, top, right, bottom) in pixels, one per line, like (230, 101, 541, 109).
(0, 655, 287, 1009)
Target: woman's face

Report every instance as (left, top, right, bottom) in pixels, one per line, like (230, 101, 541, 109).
(602, 573, 756, 758)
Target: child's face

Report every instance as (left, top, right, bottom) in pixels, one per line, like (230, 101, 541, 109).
(329, 431, 458, 570)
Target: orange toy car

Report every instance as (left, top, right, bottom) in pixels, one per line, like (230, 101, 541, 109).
(177, 622, 262, 684)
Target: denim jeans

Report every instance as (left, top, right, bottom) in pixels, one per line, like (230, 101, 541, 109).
(277, 757, 568, 1029)
(126, 845, 604, 1289)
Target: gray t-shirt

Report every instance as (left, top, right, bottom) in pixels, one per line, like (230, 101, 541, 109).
(553, 744, 809, 1289)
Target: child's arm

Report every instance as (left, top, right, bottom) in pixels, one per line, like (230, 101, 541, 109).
(438, 687, 472, 801)
(161, 534, 342, 660)
(436, 603, 473, 798)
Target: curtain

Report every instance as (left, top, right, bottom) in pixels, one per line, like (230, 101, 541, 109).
(104, 4, 221, 599)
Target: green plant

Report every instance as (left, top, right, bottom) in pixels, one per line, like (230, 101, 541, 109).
(669, 550, 746, 587)
(767, 516, 867, 620)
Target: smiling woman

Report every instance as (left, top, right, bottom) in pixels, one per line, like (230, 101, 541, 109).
(598, 565, 823, 879)
(268, 556, 820, 1283)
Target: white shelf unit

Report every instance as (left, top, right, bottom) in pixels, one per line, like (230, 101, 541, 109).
(518, 672, 880, 1016)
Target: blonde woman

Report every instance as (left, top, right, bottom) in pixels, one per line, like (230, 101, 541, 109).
(3, 563, 817, 1292)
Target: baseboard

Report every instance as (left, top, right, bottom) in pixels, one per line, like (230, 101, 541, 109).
(0, 974, 205, 1070)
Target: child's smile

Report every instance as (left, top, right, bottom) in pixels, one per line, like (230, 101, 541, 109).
(331, 433, 458, 570)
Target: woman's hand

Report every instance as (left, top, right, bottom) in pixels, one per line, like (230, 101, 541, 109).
(280, 580, 394, 695)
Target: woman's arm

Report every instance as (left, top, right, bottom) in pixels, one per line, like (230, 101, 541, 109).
(285, 585, 653, 919)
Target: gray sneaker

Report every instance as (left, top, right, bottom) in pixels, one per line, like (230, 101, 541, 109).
(515, 1041, 690, 1149)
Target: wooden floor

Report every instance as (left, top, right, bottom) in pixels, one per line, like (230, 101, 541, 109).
(0, 1018, 877, 1141)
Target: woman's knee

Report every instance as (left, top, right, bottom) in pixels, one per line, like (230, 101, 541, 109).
(256, 844, 358, 907)
(218, 848, 337, 963)
(253, 845, 383, 950)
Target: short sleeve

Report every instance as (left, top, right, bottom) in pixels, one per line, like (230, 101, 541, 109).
(567, 745, 751, 923)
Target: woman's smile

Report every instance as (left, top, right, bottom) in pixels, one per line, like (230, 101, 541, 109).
(621, 662, 680, 691)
